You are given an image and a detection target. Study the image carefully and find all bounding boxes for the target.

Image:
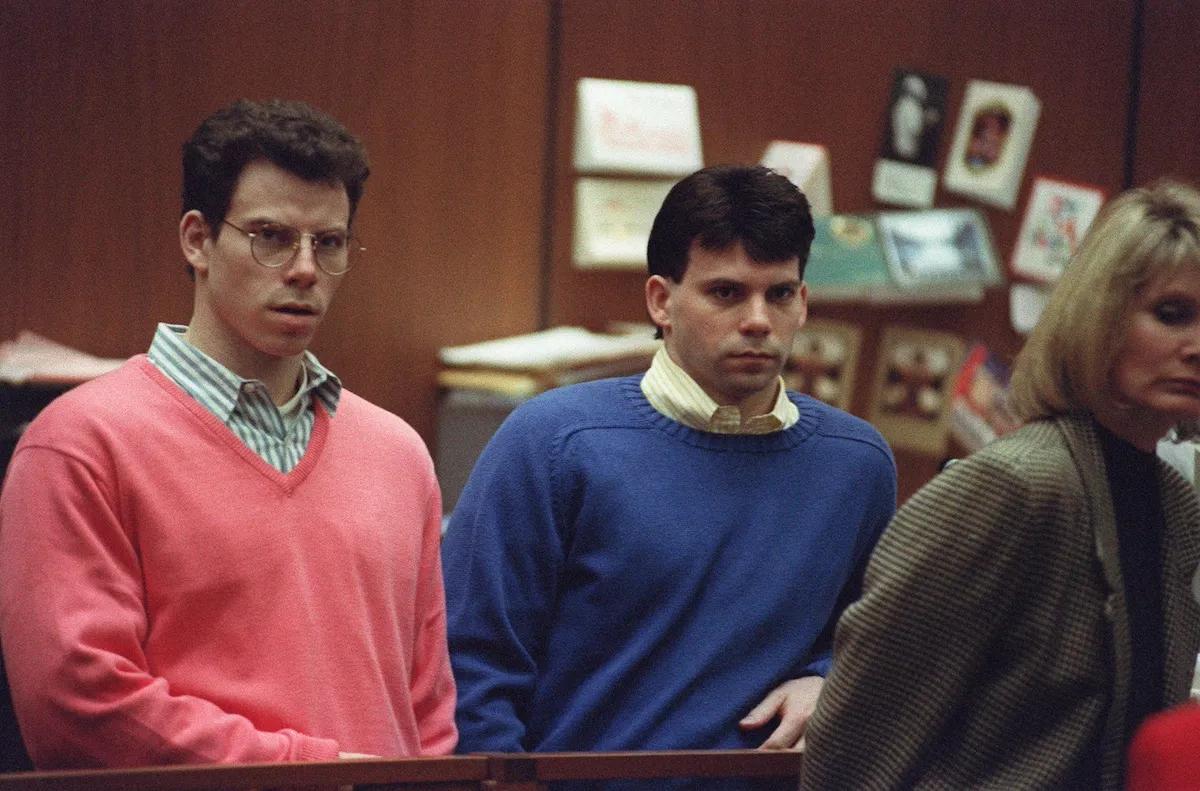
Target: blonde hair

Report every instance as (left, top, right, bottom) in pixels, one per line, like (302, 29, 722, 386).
(1009, 180, 1200, 438)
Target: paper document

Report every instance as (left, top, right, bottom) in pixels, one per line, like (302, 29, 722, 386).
(439, 327, 660, 371)
(0, 331, 127, 385)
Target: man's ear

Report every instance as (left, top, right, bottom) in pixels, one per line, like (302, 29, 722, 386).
(180, 210, 212, 275)
(796, 281, 809, 328)
(645, 275, 673, 334)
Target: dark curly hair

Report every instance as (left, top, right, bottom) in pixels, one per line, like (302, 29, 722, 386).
(181, 99, 370, 237)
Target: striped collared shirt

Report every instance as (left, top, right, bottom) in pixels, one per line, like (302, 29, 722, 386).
(640, 346, 798, 434)
(147, 323, 341, 472)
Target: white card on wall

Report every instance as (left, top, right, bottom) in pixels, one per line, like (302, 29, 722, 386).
(760, 141, 832, 217)
(573, 177, 676, 268)
(574, 78, 704, 176)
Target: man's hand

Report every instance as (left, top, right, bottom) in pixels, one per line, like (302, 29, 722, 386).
(738, 676, 824, 750)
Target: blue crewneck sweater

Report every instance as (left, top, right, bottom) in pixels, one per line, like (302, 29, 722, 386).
(443, 375, 896, 754)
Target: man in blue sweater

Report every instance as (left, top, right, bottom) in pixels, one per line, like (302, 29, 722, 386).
(442, 165, 896, 762)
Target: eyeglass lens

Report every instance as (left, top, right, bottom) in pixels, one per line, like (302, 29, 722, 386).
(252, 226, 361, 274)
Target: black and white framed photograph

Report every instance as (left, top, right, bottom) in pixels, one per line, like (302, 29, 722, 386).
(872, 68, 950, 208)
(880, 68, 950, 167)
(942, 80, 1041, 209)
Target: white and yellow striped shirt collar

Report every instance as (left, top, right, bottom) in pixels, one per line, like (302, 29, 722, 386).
(640, 346, 798, 435)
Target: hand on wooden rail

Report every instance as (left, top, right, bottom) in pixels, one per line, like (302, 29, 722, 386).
(738, 675, 824, 750)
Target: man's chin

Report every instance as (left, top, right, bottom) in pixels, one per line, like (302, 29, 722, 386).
(256, 336, 313, 362)
(720, 374, 782, 404)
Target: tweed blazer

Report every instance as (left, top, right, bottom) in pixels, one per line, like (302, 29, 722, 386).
(800, 414, 1200, 791)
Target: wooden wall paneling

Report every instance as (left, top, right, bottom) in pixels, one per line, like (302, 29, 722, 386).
(1, 0, 551, 446)
(1, 2, 197, 356)
(549, 0, 1134, 503)
(306, 0, 552, 447)
(0, 2, 21, 346)
(1134, 0, 1200, 186)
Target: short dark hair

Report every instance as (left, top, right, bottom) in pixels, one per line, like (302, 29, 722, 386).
(646, 165, 815, 283)
(181, 99, 370, 235)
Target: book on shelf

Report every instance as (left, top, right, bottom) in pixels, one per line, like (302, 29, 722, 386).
(804, 213, 995, 305)
(804, 214, 890, 301)
(949, 343, 1020, 453)
(876, 208, 1001, 300)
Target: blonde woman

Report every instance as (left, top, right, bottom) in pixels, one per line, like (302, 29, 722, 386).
(801, 181, 1200, 791)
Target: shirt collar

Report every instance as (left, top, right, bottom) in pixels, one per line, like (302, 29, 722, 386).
(148, 323, 341, 420)
(640, 346, 798, 434)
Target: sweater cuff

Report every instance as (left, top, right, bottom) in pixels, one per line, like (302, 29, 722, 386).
(294, 735, 341, 763)
(802, 657, 833, 678)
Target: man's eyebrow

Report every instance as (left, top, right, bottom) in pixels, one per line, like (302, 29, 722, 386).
(240, 217, 349, 234)
(237, 216, 281, 227)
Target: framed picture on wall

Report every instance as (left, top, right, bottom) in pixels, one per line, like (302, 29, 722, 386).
(572, 177, 675, 268)
(876, 208, 1001, 289)
(872, 67, 950, 208)
(1010, 176, 1106, 283)
(868, 325, 967, 456)
(784, 318, 864, 411)
(573, 78, 703, 175)
(942, 80, 1041, 210)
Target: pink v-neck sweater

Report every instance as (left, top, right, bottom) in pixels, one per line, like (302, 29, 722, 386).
(0, 356, 457, 768)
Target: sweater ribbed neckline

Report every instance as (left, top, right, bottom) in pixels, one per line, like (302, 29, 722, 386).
(619, 376, 819, 452)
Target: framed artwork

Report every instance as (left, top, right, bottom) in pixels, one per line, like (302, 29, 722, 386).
(868, 325, 967, 456)
(1010, 176, 1106, 283)
(872, 67, 950, 208)
(760, 141, 832, 216)
(572, 177, 675, 268)
(573, 78, 703, 175)
(876, 208, 1001, 288)
(942, 80, 1041, 209)
(784, 318, 863, 411)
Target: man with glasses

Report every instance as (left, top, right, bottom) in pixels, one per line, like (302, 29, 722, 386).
(0, 99, 457, 767)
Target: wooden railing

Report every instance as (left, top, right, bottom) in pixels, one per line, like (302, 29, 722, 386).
(0, 750, 804, 791)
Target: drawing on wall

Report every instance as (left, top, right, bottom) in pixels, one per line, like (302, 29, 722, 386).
(942, 80, 1041, 209)
(1010, 176, 1106, 283)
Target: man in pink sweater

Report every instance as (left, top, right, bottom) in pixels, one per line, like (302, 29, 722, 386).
(0, 99, 457, 767)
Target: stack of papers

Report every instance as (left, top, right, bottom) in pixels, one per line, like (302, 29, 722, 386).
(438, 327, 661, 397)
(0, 331, 127, 386)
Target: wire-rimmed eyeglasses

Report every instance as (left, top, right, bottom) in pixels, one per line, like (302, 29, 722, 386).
(221, 220, 364, 275)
